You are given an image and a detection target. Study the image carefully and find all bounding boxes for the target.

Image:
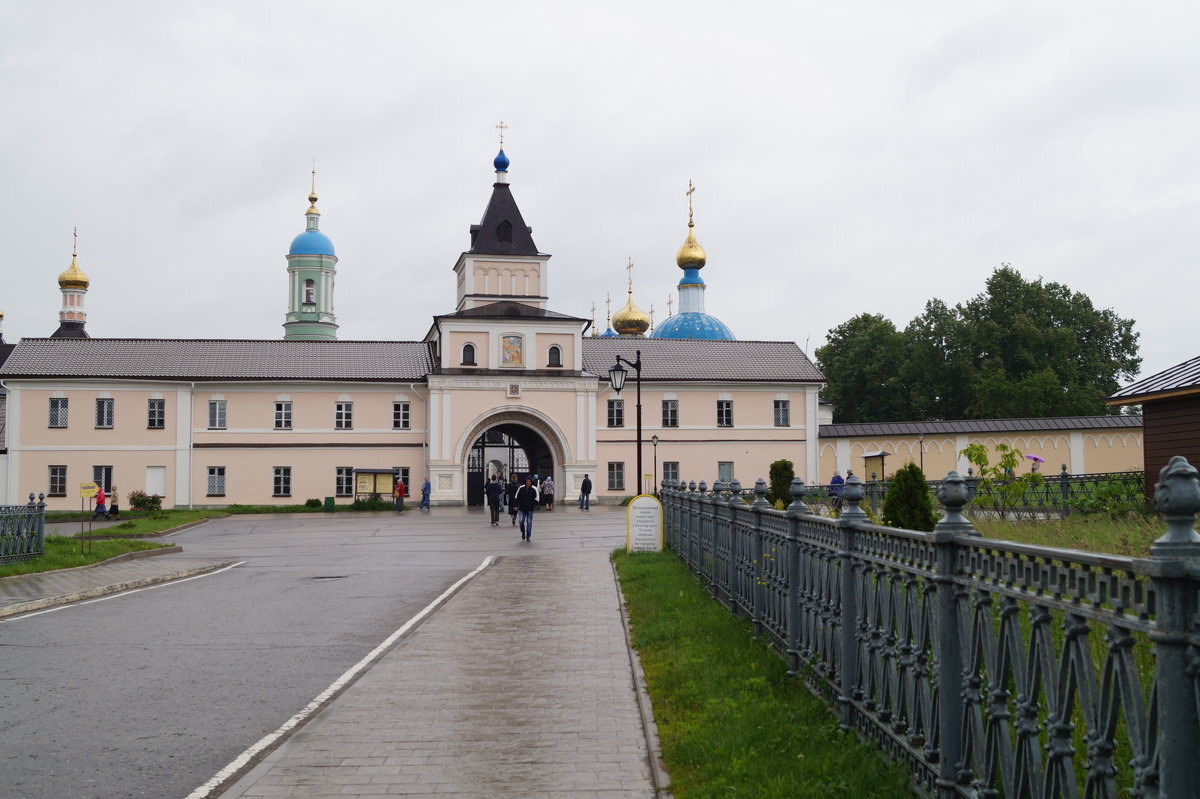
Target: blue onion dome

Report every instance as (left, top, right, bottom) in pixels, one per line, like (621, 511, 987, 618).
(493, 148, 510, 172)
(289, 229, 336, 256)
(650, 312, 735, 340)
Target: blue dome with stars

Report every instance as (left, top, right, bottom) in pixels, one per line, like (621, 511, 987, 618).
(289, 229, 336, 256)
(650, 312, 735, 341)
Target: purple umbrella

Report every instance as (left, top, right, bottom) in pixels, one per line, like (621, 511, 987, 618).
(1025, 454, 1045, 463)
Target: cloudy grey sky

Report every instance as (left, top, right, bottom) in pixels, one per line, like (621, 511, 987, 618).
(3, 1, 1196, 383)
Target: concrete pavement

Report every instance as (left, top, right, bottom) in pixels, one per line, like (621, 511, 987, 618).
(1, 511, 672, 798)
(218, 550, 668, 798)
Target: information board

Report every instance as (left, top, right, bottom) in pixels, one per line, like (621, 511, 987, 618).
(626, 494, 663, 553)
(79, 481, 99, 499)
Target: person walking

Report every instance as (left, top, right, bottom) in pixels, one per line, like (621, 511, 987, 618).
(393, 479, 406, 513)
(418, 476, 432, 511)
(579, 473, 592, 510)
(505, 475, 519, 525)
(485, 476, 503, 526)
(515, 477, 540, 541)
(109, 486, 121, 520)
(93, 485, 109, 520)
(829, 470, 845, 514)
(541, 475, 555, 511)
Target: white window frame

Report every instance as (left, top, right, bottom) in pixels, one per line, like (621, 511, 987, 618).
(275, 401, 293, 430)
(717, 399, 733, 428)
(49, 397, 68, 428)
(48, 465, 68, 497)
(207, 466, 226, 497)
(393, 401, 411, 430)
(335, 402, 353, 430)
(208, 400, 227, 430)
(95, 397, 115, 429)
(773, 399, 790, 427)
(273, 466, 292, 497)
(147, 398, 166, 429)
(662, 399, 678, 428)
(607, 399, 624, 428)
(608, 461, 625, 491)
(336, 466, 354, 497)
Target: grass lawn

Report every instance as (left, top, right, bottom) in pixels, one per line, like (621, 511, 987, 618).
(0, 535, 170, 579)
(612, 549, 912, 799)
(970, 513, 1163, 556)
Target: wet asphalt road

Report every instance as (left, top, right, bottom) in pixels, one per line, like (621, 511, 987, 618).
(0, 506, 627, 799)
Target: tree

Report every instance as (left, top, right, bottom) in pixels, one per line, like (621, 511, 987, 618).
(881, 463, 938, 531)
(818, 266, 1140, 422)
(815, 314, 911, 423)
(767, 459, 794, 507)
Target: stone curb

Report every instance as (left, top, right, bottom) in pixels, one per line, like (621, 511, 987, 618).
(0, 560, 234, 619)
(611, 559, 675, 797)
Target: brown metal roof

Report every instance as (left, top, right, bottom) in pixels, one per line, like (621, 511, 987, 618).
(581, 338, 824, 382)
(820, 415, 1143, 438)
(1108, 355, 1200, 403)
(0, 339, 434, 381)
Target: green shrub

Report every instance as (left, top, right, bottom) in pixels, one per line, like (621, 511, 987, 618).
(350, 497, 393, 511)
(767, 459, 795, 507)
(127, 489, 164, 517)
(304, 498, 322, 508)
(882, 462, 938, 531)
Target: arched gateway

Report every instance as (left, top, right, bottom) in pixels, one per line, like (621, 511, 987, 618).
(458, 410, 570, 506)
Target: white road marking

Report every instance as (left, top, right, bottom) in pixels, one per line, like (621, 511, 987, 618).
(0, 561, 247, 622)
(184, 555, 496, 799)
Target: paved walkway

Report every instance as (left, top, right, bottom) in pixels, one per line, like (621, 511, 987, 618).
(221, 551, 665, 798)
(0, 552, 233, 619)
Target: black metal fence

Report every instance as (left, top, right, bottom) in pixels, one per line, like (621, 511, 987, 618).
(0, 493, 47, 565)
(660, 457, 1200, 798)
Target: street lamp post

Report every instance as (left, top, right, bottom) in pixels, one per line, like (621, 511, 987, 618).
(609, 349, 643, 496)
(651, 434, 659, 494)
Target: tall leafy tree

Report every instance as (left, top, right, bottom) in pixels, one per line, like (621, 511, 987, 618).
(818, 266, 1140, 422)
(815, 314, 911, 423)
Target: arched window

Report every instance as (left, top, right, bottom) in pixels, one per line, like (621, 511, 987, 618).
(548, 345, 562, 368)
(461, 343, 476, 366)
(303, 279, 316, 305)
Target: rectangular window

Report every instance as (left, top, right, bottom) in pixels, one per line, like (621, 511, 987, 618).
(607, 461, 625, 491)
(93, 465, 113, 493)
(663, 461, 680, 487)
(335, 402, 353, 430)
(336, 466, 353, 497)
(273, 466, 291, 497)
(207, 466, 226, 497)
(773, 399, 790, 427)
(147, 398, 166, 429)
(661, 399, 678, 428)
(716, 399, 733, 428)
(397, 466, 411, 490)
(275, 401, 292, 430)
(48, 466, 67, 497)
(208, 400, 227, 429)
(718, 461, 735, 484)
(49, 397, 68, 428)
(95, 397, 115, 429)
(607, 398, 624, 428)
(393, 401, 411, 430)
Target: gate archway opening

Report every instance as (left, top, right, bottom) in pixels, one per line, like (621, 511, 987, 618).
(465, 423, 555, 505)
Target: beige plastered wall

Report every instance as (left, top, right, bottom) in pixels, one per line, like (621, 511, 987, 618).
(817, 427, 1144, 486)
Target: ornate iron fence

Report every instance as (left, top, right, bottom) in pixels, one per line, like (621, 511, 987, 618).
(0, 493, 47, 565)
(660, 457, 1200, 799)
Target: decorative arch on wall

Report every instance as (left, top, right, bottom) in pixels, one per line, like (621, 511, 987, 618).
(455, 406, 573, 471)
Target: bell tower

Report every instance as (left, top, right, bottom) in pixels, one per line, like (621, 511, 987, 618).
(283, 170, 339, 341)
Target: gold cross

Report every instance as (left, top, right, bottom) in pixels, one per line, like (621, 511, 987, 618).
(649, 304, 655, 328)
(606, 293, 612, 325)
(626, 256, 634, 293)
(72, 226, 78, 256)
(667, 296, 674, 317)
(686, 179, 695, 225)
(496, 120, 507, 148)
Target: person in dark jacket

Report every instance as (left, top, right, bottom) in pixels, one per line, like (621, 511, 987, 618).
(579, 474, 592, 510)
(485, 476, 504, 526)
(829, 470, 845, 513)
(515, 477, 540, 541)
(505, 476, 520, 525)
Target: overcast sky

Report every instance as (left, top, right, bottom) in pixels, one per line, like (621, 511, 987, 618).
(3, 2, 1196, 385)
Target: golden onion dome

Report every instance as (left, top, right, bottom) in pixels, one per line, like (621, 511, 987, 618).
(612, 291, 651, 336)
(675, 222, 707, 269)
(58, 253, 90, 290)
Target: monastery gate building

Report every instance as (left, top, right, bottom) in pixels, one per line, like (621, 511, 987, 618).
(0, 150, 827, 509)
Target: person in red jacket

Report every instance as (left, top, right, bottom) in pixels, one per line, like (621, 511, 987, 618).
(393, 480, 406, 513)
(93, 486, 110, 520)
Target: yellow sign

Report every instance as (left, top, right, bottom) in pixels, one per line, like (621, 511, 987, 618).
(79, 481, 99, 499)
(355, 472, 394, 494)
